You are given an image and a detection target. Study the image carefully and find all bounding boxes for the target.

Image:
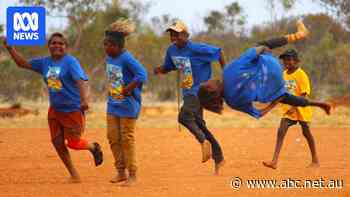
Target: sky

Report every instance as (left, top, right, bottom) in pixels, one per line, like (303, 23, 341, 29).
(0, 0, 327, 34)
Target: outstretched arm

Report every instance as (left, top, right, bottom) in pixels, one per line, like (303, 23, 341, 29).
(260, 96, 284, 117)
(3, 38, 32, 70)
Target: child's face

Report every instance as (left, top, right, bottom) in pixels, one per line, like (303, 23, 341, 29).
(103, 39, 122, 57)
(169, 30, 188, 48)
(282, 57, 298, 71)
(48, 36, 67, 59)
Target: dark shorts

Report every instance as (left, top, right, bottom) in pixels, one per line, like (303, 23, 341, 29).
(282, 118, 309, 127)
(48, 107, 85, 140)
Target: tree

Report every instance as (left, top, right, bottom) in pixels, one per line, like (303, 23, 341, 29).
(224, 2, 246, 35)
(150, 14, 178, 35)
(18, 0, 108, 52)
(204, 11, 225, 33)
(204, 2, 246, 35)
(265, 0, 296, 30)
(316, 0, 350, 28)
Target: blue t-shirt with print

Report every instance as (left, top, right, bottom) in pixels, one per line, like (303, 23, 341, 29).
(223, 48, 286, 119)
(163, 41, 221, 97)
(30, 54, 88, 112)
(106, 50, 147, 118)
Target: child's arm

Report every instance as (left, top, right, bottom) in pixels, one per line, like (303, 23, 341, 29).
(77, 80, 90, 111)
(154, 49, 175, 75)
(219, 50, 226, 69)
(260, 96, 284, 117)
(3, 38, 32, 70)
(123, 57, 147, 96)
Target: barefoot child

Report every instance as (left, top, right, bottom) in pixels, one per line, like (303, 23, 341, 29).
(198, 21, 331, 122)
(3, 33, 103, 183)
(154, 20, 226, 175)
(263, 49, 320, 169)
(103, 19, 147, 186)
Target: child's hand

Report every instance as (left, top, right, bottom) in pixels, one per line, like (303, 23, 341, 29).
(1, 37, 12, 50)
(121, 87, 132, 97)
(153, 66, 162, 75)
(80, 100, 89, 112)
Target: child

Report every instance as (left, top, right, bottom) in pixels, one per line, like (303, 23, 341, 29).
(3, 33, 103, 183)
(263, 49, 320, 169)
(198, 21, 331, 122)
(154, 20, 226, 175)
(103, 19, 147, 186)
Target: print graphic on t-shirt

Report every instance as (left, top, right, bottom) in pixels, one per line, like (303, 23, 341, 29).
(171, 56, 193, 89)
(107, 64, 124, 100)
(46, 66, 62, 92)
(285, 80, 297, 94)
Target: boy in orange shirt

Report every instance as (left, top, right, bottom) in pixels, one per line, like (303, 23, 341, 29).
(263, 49, 319, 169)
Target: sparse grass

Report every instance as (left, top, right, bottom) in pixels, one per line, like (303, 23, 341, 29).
(0, 101, 349, 129)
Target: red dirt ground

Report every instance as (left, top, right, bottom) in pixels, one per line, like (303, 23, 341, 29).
(0, 127, 349, 197)
(330, 94, 350, 108)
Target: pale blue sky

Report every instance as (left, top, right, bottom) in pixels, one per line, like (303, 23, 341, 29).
(1, 0, 326, 33)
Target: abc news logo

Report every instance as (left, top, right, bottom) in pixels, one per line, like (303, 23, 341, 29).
(7, 7, 46, 46)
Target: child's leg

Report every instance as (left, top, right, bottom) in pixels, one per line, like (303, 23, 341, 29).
(299, 121, 320, 167)
(48, 107, 80, 181)
(120, 117, 137, 186)
(51, 129, 81, 182)
(263, 118, 294, 169)
(178, 95, 212, 163)
(258, 20, 309, 49)
(195, 107, 224, 174)
(61, 110, 103, 166)
(279, 94, 331, 115)
(107, 115, 127, 183)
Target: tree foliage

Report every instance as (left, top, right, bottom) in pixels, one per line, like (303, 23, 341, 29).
(1, 1, 350, 101)
(204, 2, 246, 35)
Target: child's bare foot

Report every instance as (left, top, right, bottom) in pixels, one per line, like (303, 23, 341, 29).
(214, 160, 225, 175)
(262, 161, 277, 169)
(307, 162, 320, 168)
(201, 140, 212, 163)
(120, 175, 136, 187)
(110, 173, 127, 183)
(321, 103, 331, 115)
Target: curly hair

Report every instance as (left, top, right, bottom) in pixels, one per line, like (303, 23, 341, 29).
(107, 18, 135, 37)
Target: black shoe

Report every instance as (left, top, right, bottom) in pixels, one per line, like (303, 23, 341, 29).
(90, 142, 103, 166)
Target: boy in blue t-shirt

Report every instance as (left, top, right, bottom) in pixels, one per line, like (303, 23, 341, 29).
(103, 19, 147, 186)
(154, 20, 226, 175)
(198, 21, 331, 119)
(3, 33, 103, 183)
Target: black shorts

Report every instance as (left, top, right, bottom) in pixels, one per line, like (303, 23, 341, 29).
(282, 118, 309, 127)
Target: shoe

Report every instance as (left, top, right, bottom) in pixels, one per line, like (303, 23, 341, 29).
(90, 142, 103, 166)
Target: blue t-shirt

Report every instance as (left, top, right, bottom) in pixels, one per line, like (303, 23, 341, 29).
(223, 48, 286, 119)
(163, 41, 221, 97)
(106, 50, 147, 118)
(30, 54, 88, 112)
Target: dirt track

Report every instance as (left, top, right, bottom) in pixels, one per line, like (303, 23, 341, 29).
(0, 127, 349, 197)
